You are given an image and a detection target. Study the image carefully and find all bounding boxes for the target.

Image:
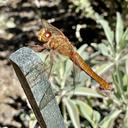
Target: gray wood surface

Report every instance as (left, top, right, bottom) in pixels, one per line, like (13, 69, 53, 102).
(9, 47, 65, 128)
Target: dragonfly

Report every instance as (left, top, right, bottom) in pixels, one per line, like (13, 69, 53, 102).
(33, 19, 111, 90)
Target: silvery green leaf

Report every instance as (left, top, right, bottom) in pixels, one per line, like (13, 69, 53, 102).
(72, 87, 104, 98)
(112, 71, 124, 98)
(125, 59, 128, 74)
(77, 44, 88, 54)
(77, 44, 89, 60)
(115, 12, 124, 47)
(64, 59, 73, 76)
(93, 111, 101, 123)
(123, 74, 128, 87)
(75, 100, 99, 127)
(96, 14, 114, 47)
(120, 28, 128, 49)
(123, 107, 128, 128)
(99, 110, 122, 128)
(95, 62, 113, 75)
(98, 43, 110, 57)
(63, 98, 80, 128)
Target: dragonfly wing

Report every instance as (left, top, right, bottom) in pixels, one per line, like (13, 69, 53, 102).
(41, 19, 64, 36)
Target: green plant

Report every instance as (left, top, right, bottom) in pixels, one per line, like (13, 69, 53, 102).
(95, 12, 128, 128)
(36, 12, 128, 128)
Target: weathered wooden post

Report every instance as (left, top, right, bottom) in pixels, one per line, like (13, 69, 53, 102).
(9, 47, 65, 128)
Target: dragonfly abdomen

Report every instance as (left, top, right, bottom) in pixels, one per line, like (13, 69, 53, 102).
(70, 51, 111, 90)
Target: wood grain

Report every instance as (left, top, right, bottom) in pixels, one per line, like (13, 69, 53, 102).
(9, 47, 65, 128)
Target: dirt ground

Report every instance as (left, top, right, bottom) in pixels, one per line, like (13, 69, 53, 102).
(0, 56, 30, 127)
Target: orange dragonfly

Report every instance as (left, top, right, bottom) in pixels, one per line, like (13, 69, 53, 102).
(34, 19, 111, 90)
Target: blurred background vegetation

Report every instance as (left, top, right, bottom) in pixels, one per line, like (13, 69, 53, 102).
(0, 0, 128, 128)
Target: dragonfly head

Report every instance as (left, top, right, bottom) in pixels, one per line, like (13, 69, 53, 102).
(38, 28, 51, 43)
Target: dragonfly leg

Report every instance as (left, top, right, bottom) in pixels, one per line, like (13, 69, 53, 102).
(30, 44, 46, 52)
(68, 62, 77, 95)
(38, 50, 55, 79)
(47, 50, 55, 78)
(69, 63, 81, 96)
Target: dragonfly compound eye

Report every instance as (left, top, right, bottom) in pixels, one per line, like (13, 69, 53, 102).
(45, 31, 51, 38)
